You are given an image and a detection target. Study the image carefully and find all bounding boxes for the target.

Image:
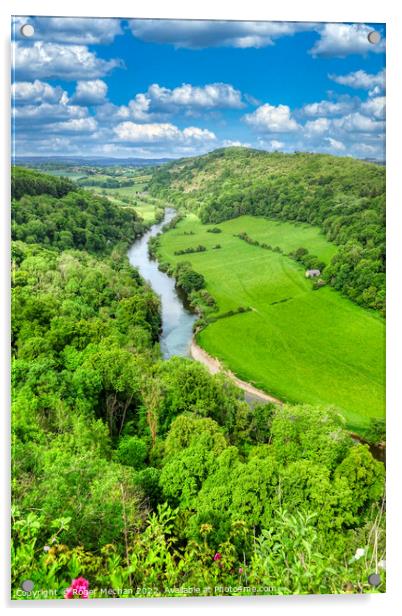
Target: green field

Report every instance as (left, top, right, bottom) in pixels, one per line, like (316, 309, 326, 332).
(130, 201, 159, 223)
(95, 183, 148, 196)
(158, 214, 385, 431)
(87, 187, 158, 223)
(44, 170, 88, 181)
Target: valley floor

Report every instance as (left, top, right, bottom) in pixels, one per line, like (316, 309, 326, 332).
(158, 214, 385, 433)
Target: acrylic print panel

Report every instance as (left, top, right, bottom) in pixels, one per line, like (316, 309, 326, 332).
(11, 15, 386, 600)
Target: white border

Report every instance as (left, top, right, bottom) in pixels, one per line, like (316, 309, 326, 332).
(1, 1, 401, 614)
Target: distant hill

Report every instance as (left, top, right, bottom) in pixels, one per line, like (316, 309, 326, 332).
(149, 147, 385, 313)
(13, 155, 173, 168)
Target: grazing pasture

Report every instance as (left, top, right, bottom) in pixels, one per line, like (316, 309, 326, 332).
(158, 214, 385, 431)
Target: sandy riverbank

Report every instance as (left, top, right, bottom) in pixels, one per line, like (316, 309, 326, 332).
(190, 340, 282, 405)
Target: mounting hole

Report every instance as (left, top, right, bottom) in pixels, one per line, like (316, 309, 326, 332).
(21, 579, 34, 592)
(368, 31, 381, 45)
(20, 24, 35, 38)
(368, 572, 381, 587)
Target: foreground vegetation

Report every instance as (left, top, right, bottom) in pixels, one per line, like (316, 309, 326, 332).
(11, 167, 385, 598)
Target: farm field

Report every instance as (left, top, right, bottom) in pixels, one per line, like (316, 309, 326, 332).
(88, 187, 158, 223)
(158, 214, 385, 432)
(86, 177, 161, 223)
(129, 200, 159, 223)
(43, 170, 88, 181)
(91, 181, 150, 197)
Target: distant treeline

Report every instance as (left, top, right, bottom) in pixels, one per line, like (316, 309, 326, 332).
(77, 177, 136, 188)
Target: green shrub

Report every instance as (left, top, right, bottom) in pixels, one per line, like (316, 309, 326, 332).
(114, 436, 148, 469)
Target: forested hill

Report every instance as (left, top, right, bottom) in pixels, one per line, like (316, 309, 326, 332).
(11, 166, 145, 252)
(12, 167, 75, 200)
(149, 148, 385, 313)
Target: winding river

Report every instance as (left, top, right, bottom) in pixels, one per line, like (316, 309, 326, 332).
(127, 208, 197, 358)
(127, 207, 280, 407)
(127, 208, 385, 462)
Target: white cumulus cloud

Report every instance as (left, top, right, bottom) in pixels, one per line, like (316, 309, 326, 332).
(47, 117, 98, 133)
(129, 19, 316, 49)
(243, 103, 300, 133)
(222, 139, 252, 148)
(13, 102, 87, 123)
(72, 80, 108, 105)
(325, 137, 346, 151)
(149, 82, 245, 110)
(11, 80, 67, 104)
(13, 16, 122, 45)
(302, 99, 355, 117)
(333, 112, 384, 133)
(118, 82, 247, 121)
(12, 41, 122, 80)
(114, 121, 216, 145)
(360, 96, 385, 119)
(329, 69, 385, 91)
(304, 117, 331, 136)
(310, 23, 385, 57)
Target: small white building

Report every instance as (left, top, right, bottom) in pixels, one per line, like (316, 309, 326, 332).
(305, 269, 321, 278)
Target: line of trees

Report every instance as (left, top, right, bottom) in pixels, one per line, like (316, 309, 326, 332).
(174, 244, 207, 256)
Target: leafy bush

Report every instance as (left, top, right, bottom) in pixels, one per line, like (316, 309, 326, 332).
(174, 262, 205, 293)
(114, 436, 148, 469)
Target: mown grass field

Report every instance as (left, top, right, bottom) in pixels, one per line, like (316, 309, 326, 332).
(158, 214, 385, 432)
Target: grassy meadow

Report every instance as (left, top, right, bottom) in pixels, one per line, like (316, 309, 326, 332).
(91, 190, 158, 223)
(38, 166, 157, 222)
(88, 177, 160, 223)
(91, 179, 150, 197)
(158, 214, 385, 432)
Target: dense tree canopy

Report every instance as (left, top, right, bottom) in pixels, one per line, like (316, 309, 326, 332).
(12, 166, 74, 200)
(12, 167, 144, 253)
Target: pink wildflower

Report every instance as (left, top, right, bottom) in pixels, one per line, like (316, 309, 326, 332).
(239, 567, 244, 574)
(64, 576, 89, 599)
(213, 552, 222, 561)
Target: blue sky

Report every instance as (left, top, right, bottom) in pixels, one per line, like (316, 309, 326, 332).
(12, 17, 386, 160)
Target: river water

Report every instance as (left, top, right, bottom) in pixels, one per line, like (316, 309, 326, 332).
(127, 208, 197, 358)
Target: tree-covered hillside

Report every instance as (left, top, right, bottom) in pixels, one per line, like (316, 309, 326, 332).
(12, 167, 75, 200)
(150, 148, 385, 313)
(12, 167, 145, 252)
(11, 168, 385, 597)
